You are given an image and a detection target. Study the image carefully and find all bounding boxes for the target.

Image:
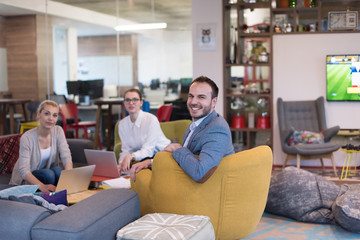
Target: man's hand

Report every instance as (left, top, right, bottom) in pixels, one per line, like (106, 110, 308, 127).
(130, 159, 151, 182)
(39, 184, 56, 193)
(118, 154, 134, 173)
(164, 143, 182, 153)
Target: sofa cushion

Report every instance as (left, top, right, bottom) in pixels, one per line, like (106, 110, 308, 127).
(0, 134, 21, 175)
(116, 213, 215, 240)
(0, 199, 52, 240)
(32, 189, 140, 240)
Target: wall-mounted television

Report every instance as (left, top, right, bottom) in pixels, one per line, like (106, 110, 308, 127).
(326, 54, 360, 101)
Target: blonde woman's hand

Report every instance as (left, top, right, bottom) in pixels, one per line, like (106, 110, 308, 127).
(39, 184, 56, 193)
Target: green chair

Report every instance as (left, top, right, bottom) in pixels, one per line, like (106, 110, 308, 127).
(114, 119, 191, 161)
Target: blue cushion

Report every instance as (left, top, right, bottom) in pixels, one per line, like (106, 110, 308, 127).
(0, 185, 39, 199)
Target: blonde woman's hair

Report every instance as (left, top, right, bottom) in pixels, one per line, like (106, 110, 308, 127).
(37, 100, 59, 115)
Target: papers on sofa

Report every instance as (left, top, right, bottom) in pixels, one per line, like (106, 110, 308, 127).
(102, 177, 130, 189)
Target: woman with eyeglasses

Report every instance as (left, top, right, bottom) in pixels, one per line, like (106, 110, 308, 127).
(9, 100, 73, 192)
(117, 88, 170, 174)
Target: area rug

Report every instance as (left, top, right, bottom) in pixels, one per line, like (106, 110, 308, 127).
(244, 212, 360, 240)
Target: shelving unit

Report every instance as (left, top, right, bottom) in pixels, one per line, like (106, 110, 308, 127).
(222, 0, 360, 152)
(223, 0, 273, 152)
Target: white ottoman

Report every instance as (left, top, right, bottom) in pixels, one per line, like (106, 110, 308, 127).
(116, 213, 215, 240)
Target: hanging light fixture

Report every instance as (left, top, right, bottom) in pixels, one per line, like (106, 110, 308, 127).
(114, 22, 167, 31)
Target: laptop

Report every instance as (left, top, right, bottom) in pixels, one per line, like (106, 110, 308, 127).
(56, 165, 95, 194)
(84, 149, 124, 182)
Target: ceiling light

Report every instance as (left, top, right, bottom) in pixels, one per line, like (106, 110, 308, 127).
(114, 22, 167, 31)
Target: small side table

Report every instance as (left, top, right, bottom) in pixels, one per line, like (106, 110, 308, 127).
(340, 145, 359, 181)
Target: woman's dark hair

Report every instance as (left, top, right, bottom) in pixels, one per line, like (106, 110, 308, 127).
(190, 76, 219, 99)
(124, 88, 143, 100)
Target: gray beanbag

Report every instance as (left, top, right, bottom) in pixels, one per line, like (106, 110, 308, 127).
(332, 184, 360, 233)
(266, 166, 340, 224)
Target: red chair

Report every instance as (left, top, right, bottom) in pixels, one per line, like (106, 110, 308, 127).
(59, 103, 102, 149)
(156, 104, 173, 122)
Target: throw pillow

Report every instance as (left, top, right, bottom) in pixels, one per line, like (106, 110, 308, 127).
(0, 134, 21, 175)
(287, 130, 324, 146)
(0, 185, 39, 199)
(35, 189, 68, 206)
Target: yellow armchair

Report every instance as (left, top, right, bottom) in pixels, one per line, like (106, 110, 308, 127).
(131, 145, 273, 240)
(114, 119, 191, 161)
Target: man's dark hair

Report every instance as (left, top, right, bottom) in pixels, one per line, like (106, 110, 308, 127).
(190, 76, 219, 99)
(124, 88, 143, 100)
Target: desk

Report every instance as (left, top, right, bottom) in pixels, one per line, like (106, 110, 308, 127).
(93, 98, 126, 150)
(0, 99, 30, 135)
(67, 188, 103, 204)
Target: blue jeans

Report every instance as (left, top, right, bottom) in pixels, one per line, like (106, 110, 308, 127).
(32, 166, 62, 185)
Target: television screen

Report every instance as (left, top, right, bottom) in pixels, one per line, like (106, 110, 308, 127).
(326, 54, 360, 101)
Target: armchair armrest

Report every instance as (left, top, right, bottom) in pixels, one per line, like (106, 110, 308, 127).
(323, 125, 340, 142)
(114, 142, 122, 162)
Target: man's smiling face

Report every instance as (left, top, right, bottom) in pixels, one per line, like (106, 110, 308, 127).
(187, 82, 217, 121)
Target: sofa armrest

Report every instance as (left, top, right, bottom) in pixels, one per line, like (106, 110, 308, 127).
(66, 138, 93, 166)
(0, 199, 51, 240)
(32, 189, 140, 240)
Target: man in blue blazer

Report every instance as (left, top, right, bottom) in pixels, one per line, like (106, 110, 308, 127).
(130, 76, 234, 183)
(164, 76, 234, 183)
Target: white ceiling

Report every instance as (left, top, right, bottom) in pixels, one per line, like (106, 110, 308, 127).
(0, 0, 192, 36)
(52, 0, 192, 31)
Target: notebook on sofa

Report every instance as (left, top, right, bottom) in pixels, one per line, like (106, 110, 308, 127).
(56, 165, 95, 195)
(84, 149, 124, 182)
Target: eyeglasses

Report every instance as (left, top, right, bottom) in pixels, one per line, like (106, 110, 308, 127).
(124, 98, 140, 103)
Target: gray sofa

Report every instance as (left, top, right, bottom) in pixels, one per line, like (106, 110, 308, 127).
(0, 187, 140, 240)
(0, 135, 140, 239)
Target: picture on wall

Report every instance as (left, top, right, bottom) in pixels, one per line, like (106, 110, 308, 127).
(196, 23, 217, 51)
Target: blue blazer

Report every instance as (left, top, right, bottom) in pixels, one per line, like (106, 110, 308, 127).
(172, 110, 234, 182)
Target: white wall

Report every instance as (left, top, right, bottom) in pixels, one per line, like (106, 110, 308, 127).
(273, 33, 360, 167)
(138, 30, 193, 85)
(192, 0, 224, 115)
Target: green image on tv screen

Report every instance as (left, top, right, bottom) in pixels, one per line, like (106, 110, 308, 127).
(326, 55, 360, 101)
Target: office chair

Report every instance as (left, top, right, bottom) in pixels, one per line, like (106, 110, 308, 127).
(156, 104, 173, 122)
(19, 100, 41, 134)
(59, 103, 102, 149)
(277, 97, 340, 176)
(47, 94, 68, 105)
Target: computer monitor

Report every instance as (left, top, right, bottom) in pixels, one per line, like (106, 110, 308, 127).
(66, 81, 80, 95)
(86, 79, 104, 99)
(66, 79, 104, 104)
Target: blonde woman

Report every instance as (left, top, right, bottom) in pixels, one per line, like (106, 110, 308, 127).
(10, 100, 73, 192)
